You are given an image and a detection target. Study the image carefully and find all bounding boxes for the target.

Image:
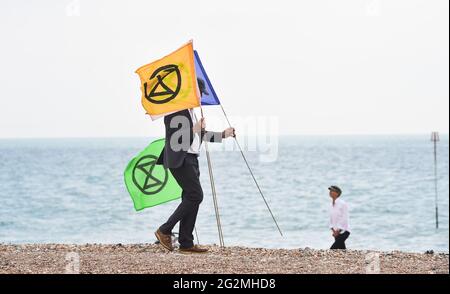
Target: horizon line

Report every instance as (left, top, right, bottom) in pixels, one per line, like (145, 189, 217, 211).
(0, 133, 448, 140)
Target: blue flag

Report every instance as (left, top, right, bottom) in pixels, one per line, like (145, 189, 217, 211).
(194, 50, 221, 105)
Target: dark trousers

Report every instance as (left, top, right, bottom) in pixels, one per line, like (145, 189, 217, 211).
(330, 231, 350, 249)
(159, 154, 203, 249)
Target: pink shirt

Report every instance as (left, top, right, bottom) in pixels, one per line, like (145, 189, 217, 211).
(329, 198, 351, 233)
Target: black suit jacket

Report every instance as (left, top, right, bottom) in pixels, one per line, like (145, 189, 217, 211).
(156, 109, 222, 169)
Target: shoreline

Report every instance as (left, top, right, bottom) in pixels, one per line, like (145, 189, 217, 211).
(0, 244, 448, 274)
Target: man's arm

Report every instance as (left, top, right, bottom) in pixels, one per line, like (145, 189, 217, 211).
(202, 130, 223, 143)
(193, 117, 235, 143)
(336, 203, 349, 233)
(330, 206, 342, 237)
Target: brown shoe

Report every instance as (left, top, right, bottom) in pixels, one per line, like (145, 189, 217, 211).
(155, 229, 173, 251)
(179, 245, 209, 254)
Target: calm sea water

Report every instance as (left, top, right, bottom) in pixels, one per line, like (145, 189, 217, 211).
(0, 135, 448, 253)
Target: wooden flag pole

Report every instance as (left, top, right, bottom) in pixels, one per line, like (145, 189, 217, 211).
(199, 107, 225, 247)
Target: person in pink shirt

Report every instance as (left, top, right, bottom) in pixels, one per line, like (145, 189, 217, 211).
(328, 185, 351, 249)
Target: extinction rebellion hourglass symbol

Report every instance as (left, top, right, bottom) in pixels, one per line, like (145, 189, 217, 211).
(132, 155, 168, 195)
(144, 64, 181, 104)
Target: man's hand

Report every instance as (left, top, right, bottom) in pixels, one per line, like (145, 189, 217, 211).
(193, 118, 205, 134)
(222, 127, 236, 139)
(332, 229, 340, 237)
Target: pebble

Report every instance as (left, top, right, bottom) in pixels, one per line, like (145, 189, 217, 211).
(0, 244, 447, 274)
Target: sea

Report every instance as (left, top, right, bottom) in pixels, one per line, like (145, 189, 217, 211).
(0, 135, 448, 253)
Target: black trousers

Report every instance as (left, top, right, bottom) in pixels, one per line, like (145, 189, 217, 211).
(330, 231, 350, 249)
(159, 154, 203, 249)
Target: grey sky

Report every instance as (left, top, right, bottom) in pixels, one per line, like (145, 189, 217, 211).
(0, 0, 448, 138)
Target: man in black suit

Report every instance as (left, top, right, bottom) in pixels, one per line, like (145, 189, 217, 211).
(155, 79, 235, 253)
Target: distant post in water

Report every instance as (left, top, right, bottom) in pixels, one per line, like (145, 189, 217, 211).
(430, 132, 439, 229)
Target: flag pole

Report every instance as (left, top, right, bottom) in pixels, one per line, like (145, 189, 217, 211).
(431, 132, 439, 229)
(204, 140, 225, 247)
(194, 226, 200, 245)
(200, 107, 225, 247)
(219, 104, 283, 237)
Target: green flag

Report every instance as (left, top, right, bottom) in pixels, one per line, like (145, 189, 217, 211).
(124, 138, 182, 211)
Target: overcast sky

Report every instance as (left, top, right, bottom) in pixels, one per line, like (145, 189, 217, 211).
(0, 0, 448, 138)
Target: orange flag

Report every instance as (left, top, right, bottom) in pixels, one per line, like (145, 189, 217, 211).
(135, 41, 200, 118)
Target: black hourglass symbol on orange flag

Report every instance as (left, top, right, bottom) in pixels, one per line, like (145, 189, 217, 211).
(144, 64, 181, 104)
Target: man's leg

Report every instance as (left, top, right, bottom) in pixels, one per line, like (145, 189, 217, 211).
(158, 190, 191, 235)
(178, 157, 202, 248)
(330, 232, 350, 249)
(159, 155, 203, 248)
(340, 231, 350, 249)
(330, 237, 341, 249)
(178, 202, 200, 248)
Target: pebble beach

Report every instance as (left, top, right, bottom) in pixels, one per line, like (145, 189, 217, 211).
(0, 244, 448, 274)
